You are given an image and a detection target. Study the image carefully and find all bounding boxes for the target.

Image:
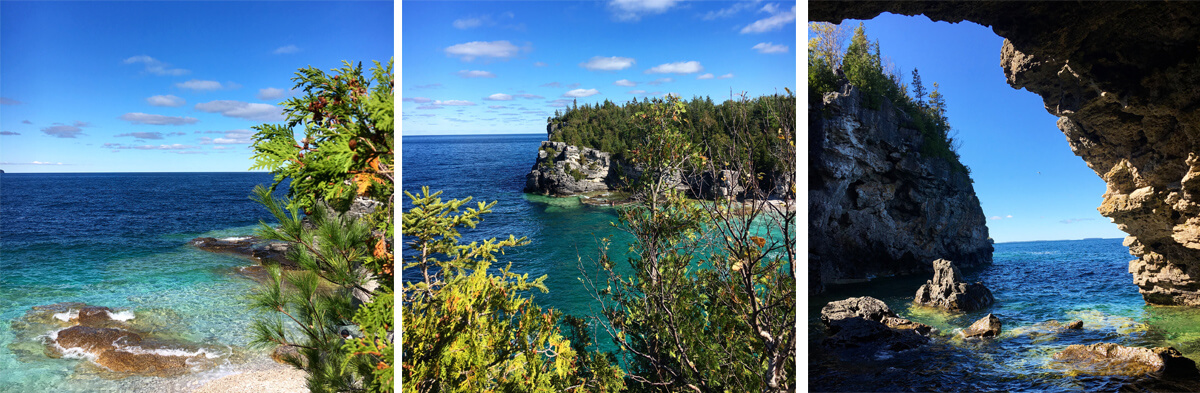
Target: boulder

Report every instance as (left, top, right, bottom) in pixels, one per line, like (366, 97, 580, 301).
(1054, 343, 1200, 379)
(1042, 319, 1084, 331)
(52, 325, 215, 377)
(821, 296, 934, 350)
(914, 259, 994, 312)
(190, 236, 298, 269)
(961, 313, 1002, 338)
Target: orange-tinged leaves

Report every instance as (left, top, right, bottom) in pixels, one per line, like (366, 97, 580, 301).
(355, 173, 376, 195)
(751, 236, 766, 248)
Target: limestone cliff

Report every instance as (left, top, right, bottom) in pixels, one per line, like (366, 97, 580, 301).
(811, 1, 1200, 305)
(524, 141, 622, 195)
(809, 83, 992, 294)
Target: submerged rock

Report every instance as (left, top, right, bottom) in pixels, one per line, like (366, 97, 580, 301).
(189, 236, 297, 269)
(961, 313, 1002, 338)
(1054, 343, 1200, 379)
(1042, 319, 1084, 331)
(914, 259, 994, 312)
(11, 302, 219, 377)
(821, 296, 934, 350)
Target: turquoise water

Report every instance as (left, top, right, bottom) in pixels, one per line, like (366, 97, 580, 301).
(0, 173, 289, 392)
(810, 238, 1200, 392)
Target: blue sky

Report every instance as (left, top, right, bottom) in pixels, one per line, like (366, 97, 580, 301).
(401, 0, 797, 134)
(0, 1, 393, 173)
(828, 14, 1126, 242)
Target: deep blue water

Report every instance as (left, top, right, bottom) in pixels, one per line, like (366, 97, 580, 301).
(0, 172, 290, 392)
(810, 238, 1200, 392)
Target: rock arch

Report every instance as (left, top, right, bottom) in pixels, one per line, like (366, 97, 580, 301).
(811, 2, 1200, 305)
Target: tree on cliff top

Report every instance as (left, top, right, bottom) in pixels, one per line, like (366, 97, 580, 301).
(249, 59, 394, 392)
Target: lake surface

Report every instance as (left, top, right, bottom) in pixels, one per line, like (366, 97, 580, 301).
(0, 172, 291, 392)
(809, 238, 1200, 392)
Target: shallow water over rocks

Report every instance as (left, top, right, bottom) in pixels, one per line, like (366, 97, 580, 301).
(810, 239, 1200, 392)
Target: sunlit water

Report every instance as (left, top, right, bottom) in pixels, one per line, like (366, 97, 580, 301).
(0, 173, 290, 392)
(810, 238, 1200, 392)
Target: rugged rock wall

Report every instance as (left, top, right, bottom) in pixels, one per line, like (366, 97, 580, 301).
(809, 84, 992, 293)
(524, 141, 621, 195)
(811, 1, 1200, 305)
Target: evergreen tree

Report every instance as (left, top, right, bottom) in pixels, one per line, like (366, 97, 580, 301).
(911, 68, 926, 107)
(248, 59, 395, 392)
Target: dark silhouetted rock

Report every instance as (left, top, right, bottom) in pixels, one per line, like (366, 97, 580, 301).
(914, 259, 994, 312)
(962, 313, 1002, 338)
(1054, 343, 1200, 379)
(820, 296, 934, 350)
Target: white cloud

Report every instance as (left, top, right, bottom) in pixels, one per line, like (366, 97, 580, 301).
(718, 73, 734, 79)
(740, 4, 796, 34)
(434, 100, 476, 106)
(701, 0, 761, 20)
(580, 56, 636, 71)
(608, 0, 680, 21)
(645, 61, 703, 74)
(194, 100, 284, 122)
(1007, 214, 1014, 218)
(273, 45, 300, 54)
(990, 216, 1001, 220)
(0, 161, 66, 165)
(563, 89, 600, 98)
(146, 95, 185, 107)
(628, 90, 647, 95)
(257, 88, 288, 100)
(453, 17, 484, 29)
(123, 55, 189, 76)
(614, 79, 637, 87)
(402, 97, 434, 103)
(445, 41, 521, 61)
(752, 42, 790, 54)
(457, 70, 497, 78)
(41, 125, 84, 138)
(647, 77, 674, 85)
(176, 80, 229, 91)
(0, 97, 23, 105)
(697, 73, 714, 80)
(119, 113, 199, 126)
(0, 131, 19, 135)
(116, 132, 165, 140)
(534, 61, 548, 67)
(485, 93, 514, 101)
(195, 129, 254, 144)
(488, 105, 508, 109)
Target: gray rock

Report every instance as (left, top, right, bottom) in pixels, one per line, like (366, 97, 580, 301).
(914, 259, 994, 312)
(820, 296, 934, 350)
(820, 296, 896, 325)
(524, 141, 619, 195)
(1053, 343, 1200, 379)
(961, 313, 1002, 338)
(809, 85, 992, 294)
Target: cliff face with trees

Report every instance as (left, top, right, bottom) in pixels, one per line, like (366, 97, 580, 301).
(812, 2, 1200, 306)
(526, 95, 795, 199)
(809, 23, 992, 293)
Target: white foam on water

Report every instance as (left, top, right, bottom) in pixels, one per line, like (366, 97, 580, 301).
(105, 310, 136, 321)
(42, 328, 101, 363)
(113, 342, 221, 359)
(53, 309, 79, 322)
(220, 236, 252, 242)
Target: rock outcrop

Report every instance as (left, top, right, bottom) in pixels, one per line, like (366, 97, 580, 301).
(10, 302, 219, 377)
(810, 1, 1200, 305)
(1053, 343, 1200, 379)
(525, 141, 623, 196)
(809, 85, 992, 294)
(820, 296, 935, 349)
(961, 313, 1002, 338)
(189, 236, 297, 269)
(914, 259, 995, 312)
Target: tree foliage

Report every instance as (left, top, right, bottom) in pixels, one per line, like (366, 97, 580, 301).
(808, 22, 969, 174)
(584, 94, 796, 392)
(248, 59, 394, 392)
(401, 188, 625, 393)
(545, 94, 794, 190)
